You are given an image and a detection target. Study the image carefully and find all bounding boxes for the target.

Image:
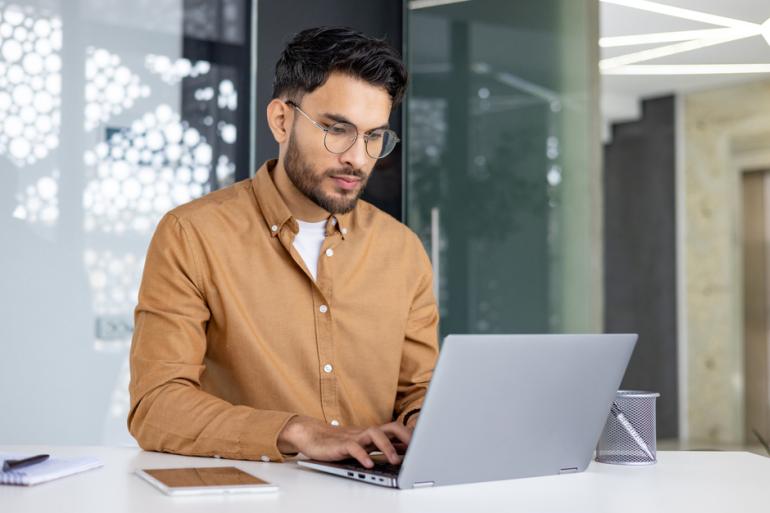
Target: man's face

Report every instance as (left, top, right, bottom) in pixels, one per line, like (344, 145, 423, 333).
(283, 72, 392, 214)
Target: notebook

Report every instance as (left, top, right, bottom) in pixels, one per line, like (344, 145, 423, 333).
(0, 453, 103, 486)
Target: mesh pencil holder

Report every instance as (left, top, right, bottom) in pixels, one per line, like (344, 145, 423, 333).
(596, 390, 660, 465)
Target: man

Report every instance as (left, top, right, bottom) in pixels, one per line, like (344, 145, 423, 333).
(128, 27, 439, 469)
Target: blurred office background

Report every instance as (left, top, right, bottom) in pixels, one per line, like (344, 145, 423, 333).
(0, 0, 768, 456)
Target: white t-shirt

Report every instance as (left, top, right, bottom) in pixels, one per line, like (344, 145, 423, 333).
(293, 219, 328, 281)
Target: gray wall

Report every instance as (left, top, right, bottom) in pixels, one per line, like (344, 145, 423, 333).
(603, 95, 678, 439)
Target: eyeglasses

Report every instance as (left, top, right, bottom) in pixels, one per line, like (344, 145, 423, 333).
(285, 100, 400, 159)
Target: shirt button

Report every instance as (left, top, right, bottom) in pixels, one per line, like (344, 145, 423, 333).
(330, 419, 340, 426)
(319, 304, 328, 313)
(270, 224, 278, 232)
(260, 455, 271, 462)
(323, 363, 333, 373)
(326, 248, 334, 257)
(341, 228, 348, 235)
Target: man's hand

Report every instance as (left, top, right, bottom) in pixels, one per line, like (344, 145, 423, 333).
(277, 416, 412, 468)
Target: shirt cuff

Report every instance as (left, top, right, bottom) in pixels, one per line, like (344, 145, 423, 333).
(238, 409, 298, 462)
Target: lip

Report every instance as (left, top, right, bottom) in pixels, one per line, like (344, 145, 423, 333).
(331, 175, 362, 191)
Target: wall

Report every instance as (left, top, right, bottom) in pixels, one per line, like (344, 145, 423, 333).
(603, 96, 678, 439)
(681, 78, 770, 445)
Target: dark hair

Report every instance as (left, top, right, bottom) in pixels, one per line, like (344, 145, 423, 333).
(272, 26, 407, 106)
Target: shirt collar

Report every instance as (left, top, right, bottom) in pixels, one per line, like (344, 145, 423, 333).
(252, 160, 296, 238)
(252, 159, 352, 240)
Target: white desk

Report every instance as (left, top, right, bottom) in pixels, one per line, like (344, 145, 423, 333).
(2, 446, 768, 513)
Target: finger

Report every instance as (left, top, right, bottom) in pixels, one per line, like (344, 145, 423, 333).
(381, 422, 413, 446)
(363, 428, 401, 465)
(356, 432, 378, 453)
(345, 441, 373, 468)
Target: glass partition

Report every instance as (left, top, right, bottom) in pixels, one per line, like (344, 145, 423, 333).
(406, 0, 601, 337)
(0, 0, 252, 445)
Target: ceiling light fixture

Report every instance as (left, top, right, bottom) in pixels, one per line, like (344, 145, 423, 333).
(601, 0, 758, 30)
(408, 0, 470, 10)
(603, 64, 770, 75)
(600, 0, 770, 75)
(600, 29, 757, 70)
(762, 18, 770, 47)
(600, 28, 741, 48)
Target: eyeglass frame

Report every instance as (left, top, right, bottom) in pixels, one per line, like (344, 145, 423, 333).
(284, 100, 400, 160)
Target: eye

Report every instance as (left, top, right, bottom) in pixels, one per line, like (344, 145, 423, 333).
(328, 123, 352, 135)
(367, 131, 384, 141)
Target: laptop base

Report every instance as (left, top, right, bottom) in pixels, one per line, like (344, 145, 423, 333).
(297, 459, 398, 488)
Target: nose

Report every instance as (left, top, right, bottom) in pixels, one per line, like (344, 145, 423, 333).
(339, 134, 369, 171)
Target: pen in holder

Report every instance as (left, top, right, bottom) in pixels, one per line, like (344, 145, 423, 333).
(596, 390, 660, 465)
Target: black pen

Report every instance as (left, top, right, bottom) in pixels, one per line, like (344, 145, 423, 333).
(2, 454, 50, 472)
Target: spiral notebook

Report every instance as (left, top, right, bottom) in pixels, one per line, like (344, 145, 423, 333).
(0, 453, 103, 486)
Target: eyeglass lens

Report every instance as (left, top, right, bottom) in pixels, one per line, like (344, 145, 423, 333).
(324, 123, 398, 159)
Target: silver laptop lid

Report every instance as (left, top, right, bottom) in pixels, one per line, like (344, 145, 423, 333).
(397, 334, 637, 488)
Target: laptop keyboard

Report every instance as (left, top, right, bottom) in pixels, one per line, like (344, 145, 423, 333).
(338, 458, 402, 477)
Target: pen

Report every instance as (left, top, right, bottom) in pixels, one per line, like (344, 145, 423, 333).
(2, 454, 50, 472)
(610, 403, 655, 460)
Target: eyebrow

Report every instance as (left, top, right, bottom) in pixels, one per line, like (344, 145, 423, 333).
(320, 111, 390, 131)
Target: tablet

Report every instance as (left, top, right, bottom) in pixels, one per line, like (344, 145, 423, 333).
(135, 466, 279, 496)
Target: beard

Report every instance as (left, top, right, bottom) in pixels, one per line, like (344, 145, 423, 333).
(283, 131, 369, 215)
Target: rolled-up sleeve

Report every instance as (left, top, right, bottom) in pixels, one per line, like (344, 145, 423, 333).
(127, 213, 296, 461)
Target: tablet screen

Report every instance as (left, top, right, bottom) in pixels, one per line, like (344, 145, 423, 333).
(142, 467, 269, 488)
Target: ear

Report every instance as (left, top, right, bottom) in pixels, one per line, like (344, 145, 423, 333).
(266, 98, 293, 144)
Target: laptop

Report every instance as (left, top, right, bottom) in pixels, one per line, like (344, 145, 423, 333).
(297, 333, 637, 489)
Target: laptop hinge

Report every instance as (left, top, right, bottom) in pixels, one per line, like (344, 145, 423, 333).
(412, 481, 435, 488)
(559, 467, 579, 474)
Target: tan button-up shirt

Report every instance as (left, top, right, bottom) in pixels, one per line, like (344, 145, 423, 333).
(128, 160, 439, 462)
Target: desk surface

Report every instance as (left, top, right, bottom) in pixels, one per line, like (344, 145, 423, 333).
(2, 446, 769, 513)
